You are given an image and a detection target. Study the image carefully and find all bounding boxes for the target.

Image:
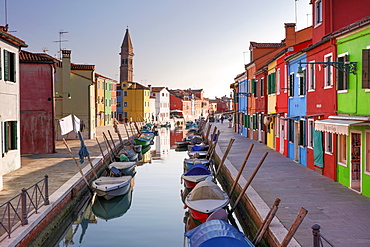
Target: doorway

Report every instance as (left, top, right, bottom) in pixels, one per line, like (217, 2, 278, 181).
(350, 132, 361, 192)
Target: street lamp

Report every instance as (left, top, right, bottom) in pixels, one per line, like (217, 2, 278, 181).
(297, 61, 357, 78)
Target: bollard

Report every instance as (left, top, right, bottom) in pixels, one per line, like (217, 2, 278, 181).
(44, 175, 50, 205)
(312, 224, 321, 247)
(21, 188, 28, 225)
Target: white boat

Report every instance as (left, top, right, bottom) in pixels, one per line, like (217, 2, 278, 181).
(92, 176, 132, 200)
(108, 161, 136, 175)
(187, 150, 208, 159)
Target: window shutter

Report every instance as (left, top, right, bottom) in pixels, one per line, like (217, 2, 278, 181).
(4, 50, 9, 81)
(11, 121, 17, 149)
(4, 122, 8, 152)
(267, 74, 271, 94)
(337, 56, 344, 90)
(10, 52, 16, 82)
(0, 48, 2, 80)
(344, 55, 349, 90)
(272, 72, 276, 94)
(245, 115, 250, 128)
(251, 79, 255, 96)
(362, 49, 370, 88)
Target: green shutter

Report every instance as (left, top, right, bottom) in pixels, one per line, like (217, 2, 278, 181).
(11, 121, 17, 149)
(251, 79, 255, 96)
(362, 49, 370, 89)
(4, 50, 9, 81)
(4, 122, 8, 152)
(272, 72, 276, 94)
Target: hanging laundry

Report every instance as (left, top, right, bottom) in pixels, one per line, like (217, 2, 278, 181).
(73, 115, 81, 134)
(59, 115, 74, 135)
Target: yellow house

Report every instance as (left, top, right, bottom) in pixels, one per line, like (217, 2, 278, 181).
(266, 60, 277, 149)
(124, 82, 150, 122)
(95, 75, 105, 126)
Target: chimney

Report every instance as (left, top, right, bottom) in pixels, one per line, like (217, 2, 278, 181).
(284, 23, 296, 46)
(62, 50, 72, 114)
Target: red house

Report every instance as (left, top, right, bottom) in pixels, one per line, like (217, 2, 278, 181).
(20, 51, 55, 154)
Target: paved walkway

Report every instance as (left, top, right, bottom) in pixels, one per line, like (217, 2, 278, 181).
(0, 125, 129, 206)
(213, 121, 370, 247)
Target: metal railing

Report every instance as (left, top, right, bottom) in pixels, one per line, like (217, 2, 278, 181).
(312, 224, 335, 247)
(0, 175, 49, 241)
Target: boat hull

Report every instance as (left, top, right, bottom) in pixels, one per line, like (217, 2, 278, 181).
(92, 176, 132, 200)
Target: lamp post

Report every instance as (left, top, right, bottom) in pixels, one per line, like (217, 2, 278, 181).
(296, 61, 357, 77)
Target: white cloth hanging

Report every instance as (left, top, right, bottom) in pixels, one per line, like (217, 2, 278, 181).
(59, 115, 74, 135)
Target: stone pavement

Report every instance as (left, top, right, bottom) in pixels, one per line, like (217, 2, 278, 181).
(213, 121, 370, 247)
(0, 124, 129, 206)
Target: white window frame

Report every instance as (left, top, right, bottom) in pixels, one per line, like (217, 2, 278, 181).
(337, 52, 349, 93)
(324, 132, 333, 154)
(308, 62, 315, 92)
(365, 130, 370, 175)
(314, 0, 323, 28)
(324, 53, 333, 88)
(307, 119, 314, 149)
(276, 116, 280, 138)
(338, 134, 347, 167)
(123, 102, 128, 107)
(366, 45, 370, 93)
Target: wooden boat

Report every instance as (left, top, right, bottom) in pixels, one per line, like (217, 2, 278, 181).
(92, 188, 133, 221)
(109, 161, 136, 176)
(188, 143, 209, 151)
(134, 132, 154, 146)
(188, 150, 208, 159)
(176, 141, 190, 148)
(184, 180, 229, 223)
(181, 163, 212, 190)
(185, 219, 255, 247)
(92, 174, 132, 200)
(183, 158, 210, 171)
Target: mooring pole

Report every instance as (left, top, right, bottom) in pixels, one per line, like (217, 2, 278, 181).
(214, 138, 235, 178)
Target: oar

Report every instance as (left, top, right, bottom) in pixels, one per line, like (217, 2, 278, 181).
(63, 139, 93, 193)
(228, 144, 254, 197)
(214, 138, 235, 179)
(229, 152, 268, 215)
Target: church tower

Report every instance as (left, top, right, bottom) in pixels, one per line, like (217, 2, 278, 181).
(119, 28, 134, 83)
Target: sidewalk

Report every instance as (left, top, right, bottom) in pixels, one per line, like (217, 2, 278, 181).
(0, 125, 126, 206)
(213, 122, 370, 247)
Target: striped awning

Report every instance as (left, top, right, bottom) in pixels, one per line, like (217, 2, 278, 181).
(315, 119, 365, 135)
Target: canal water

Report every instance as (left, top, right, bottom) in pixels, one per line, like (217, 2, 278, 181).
(51, 127, 190, 247)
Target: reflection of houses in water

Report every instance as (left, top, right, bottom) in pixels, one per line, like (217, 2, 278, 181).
(170, 126, 186, 148)
(151, 127, 170, 159)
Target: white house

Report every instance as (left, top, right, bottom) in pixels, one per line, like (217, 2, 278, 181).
(0, 26, 27, 190)
(149, 86, 170, 123)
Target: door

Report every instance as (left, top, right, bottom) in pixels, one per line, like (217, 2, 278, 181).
(280, 120, 285, 154)
(294, 121, 299, 161)
(350, 132, 361, 192)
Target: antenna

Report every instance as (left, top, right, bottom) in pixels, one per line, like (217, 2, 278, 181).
(4, 0, 7, 26)
(53, 30, 68, 59)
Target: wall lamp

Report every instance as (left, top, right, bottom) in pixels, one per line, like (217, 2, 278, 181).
(55, 92, 71, 99)
(297, 61, 357, 77)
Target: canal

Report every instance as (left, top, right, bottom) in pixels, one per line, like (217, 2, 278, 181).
(50, 127, 190, 247)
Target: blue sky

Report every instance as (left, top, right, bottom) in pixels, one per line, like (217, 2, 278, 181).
(3, 0, 312, 98)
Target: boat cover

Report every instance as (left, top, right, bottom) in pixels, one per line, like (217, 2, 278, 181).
(185, 220, 255, 247)
(188, 181, 225, 201)
(184, 164, 211, 176)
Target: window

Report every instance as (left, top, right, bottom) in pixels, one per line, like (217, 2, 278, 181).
(362, 48, 370, 89)
(268, 72, 276, 95)
(298, 120, 305, 146)
(4, 50, 16, 82)
(308, 63, 315, 90)
(252, 115, 257, 129)
(117, 91, 121, 97)
(117, 101, 121, 107)
(3, 121, 17, 153)
(288, 73, 294, 97)
(123, 91, 128, 96)
(299, 69, 306, 96)
(251, 79, 257, 97)
(0, 48, 2, 80)
(337, 54, 349, 91)
(288, 119, 294, 143)
(324, 54, 333, 87)
(260, 78, 264, 97)
(122, 83, 127, 87)
(315, 0, 322, 26)
(307, 119, 314, 148)
(366, 131, 370, 173)
(277, 69, 281, 94)
(338, 134, 347, 165)
(124, 102, 128, 107)
(325, 132, 333, 154)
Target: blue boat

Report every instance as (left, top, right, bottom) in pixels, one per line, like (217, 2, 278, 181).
(185, 220, 255, 247)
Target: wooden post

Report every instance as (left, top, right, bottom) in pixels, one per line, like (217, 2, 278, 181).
(63, 139, 92, 192)
(210, 126, 217, 145)
(96, 137, 110, 168)
(129, 123, 135, 137)
(280, 208, 308, 247)
(230, 152, 268, 214)
(207, 130, 220, 160)
(123, 123, 130, 139)
(215, 139, 235, 178)
(103, 133, 115, 162)
(87, 156, 98, 179)
(134, 121, 141, 134)
(204, 124, 211, 143)
(252, 198, 281, 245)
(108, 130, 118, 154)
(228, 144, 254, 197)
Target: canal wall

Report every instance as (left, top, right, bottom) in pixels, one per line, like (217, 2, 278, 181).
(213, 144, 300, 247)
(1, 142, 120, 247)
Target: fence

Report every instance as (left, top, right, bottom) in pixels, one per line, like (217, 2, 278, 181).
(312, 224, 335, 247)
(0, 175, 49, 242)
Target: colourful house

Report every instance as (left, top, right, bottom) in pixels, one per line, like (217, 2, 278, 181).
(124, 82, 150, 122)
(19, 50, 55, 154)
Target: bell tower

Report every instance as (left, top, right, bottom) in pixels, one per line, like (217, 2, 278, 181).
(119, 28, 134, 83)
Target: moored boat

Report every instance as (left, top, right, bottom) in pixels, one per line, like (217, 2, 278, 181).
(108, 161, 137, 176)
(184, 180, 229, 223)
(182, 163, 213, 190)
(183, 158, 210, 171)
(188, 150, 208, 159)
(92, 175, 132, 200)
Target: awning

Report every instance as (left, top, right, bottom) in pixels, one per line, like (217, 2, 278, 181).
(315, 119, 366, 135)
